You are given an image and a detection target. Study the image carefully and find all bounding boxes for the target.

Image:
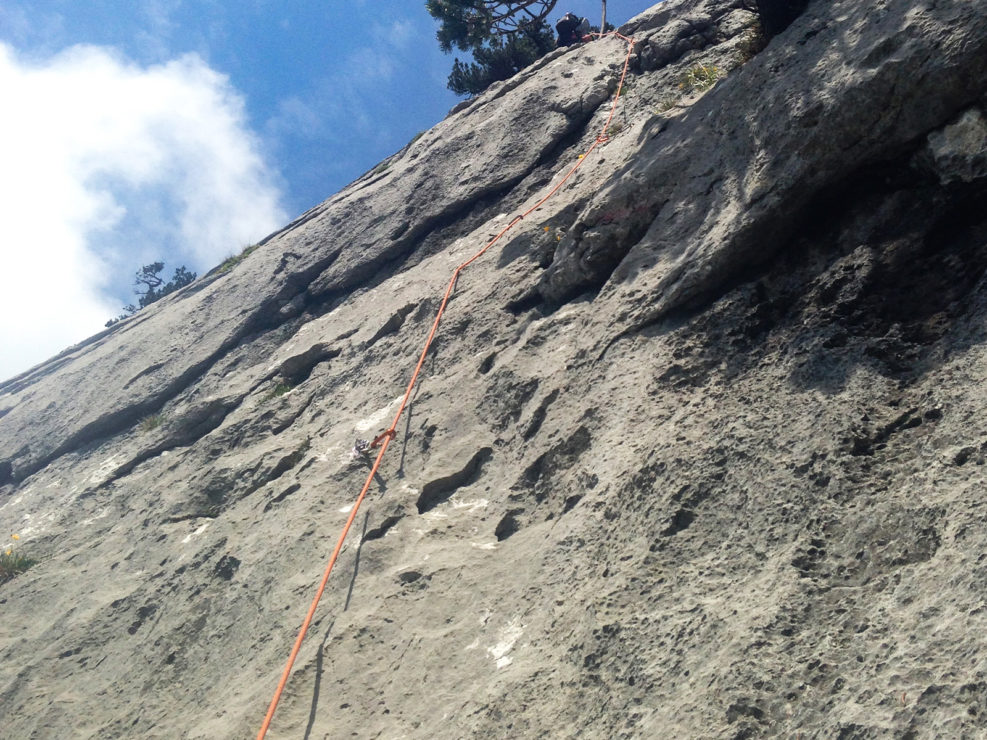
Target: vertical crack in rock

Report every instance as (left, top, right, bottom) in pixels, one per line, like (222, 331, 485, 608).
(95, 395, 247, 491)
(416, 447, 493, 514)
(8, 328, 276, 485)
(518, 426, 593, 498)
(263, 483, 302, 513)
(276, 345, 342, 386)
(481, 372, 540, 432)
(363, 515, 403, 542)
(494, 508, 525, 541)
(522, 389, 560, 441)
(364, 303, 418, 348)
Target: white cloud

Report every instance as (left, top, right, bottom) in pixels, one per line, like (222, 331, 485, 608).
(0, 42, 286, 382)
(371, 20, 415, 50)
(266, 28, 416, 154)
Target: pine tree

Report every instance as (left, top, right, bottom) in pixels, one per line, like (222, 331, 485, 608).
(105, 262, 197, 327)
(426, 1, 559, 96)
(446, 23, 556, 96)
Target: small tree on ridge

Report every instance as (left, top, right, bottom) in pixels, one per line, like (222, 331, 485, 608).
(427, 0, 559, 96)
(106, 262, 196, 327)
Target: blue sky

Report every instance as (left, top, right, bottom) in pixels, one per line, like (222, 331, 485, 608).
(0, 1, 658, 381)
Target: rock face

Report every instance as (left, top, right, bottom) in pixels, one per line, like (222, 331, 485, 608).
(3, 0, 987, 737)
(753, 0, 808, 37)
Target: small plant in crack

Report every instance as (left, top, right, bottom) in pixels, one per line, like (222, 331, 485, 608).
(1, 534, 37, 585)
(218, 243, 260, 274)
(655, 94, 679, 114)
(263, 379, 295, 402)
(139, 413, 165, 433)
(678, 63, 721, 93)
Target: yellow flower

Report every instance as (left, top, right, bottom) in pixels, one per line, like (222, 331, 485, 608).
(11, 534, 19, 540)
(4, 548, 10, 556)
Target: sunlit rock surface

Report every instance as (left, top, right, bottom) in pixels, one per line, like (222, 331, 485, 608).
(3, 0, 987, 737)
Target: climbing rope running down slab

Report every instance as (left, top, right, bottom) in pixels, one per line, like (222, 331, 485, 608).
(256, 31, 636, 740)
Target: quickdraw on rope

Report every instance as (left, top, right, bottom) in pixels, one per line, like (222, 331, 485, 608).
(256, 32, 636, 740)
(370, 429, 396, 448)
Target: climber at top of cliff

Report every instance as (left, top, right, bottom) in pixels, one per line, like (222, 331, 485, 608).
(556, 12, 591, 47)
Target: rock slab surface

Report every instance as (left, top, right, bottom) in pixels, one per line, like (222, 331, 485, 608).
(3, 0, 987, 737)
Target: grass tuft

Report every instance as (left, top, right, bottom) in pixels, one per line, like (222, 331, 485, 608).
(1, 534, 36, 585)
(263, 379, 294, 402)
(678, 64, 722, 93)
(219, 243, 260, 274)
(655, 64, 723, 116)
(139, 414, 165, 433)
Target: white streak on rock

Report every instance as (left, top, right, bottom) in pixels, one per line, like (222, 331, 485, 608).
(355, 395, 404, 432)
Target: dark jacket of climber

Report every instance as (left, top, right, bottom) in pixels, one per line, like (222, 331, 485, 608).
(556, 13, 591, 47)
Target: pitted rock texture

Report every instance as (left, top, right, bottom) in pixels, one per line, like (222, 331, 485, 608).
(3, 0, 987, 738)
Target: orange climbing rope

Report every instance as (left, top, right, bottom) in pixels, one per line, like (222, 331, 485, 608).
(256, 32, 636, 740)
